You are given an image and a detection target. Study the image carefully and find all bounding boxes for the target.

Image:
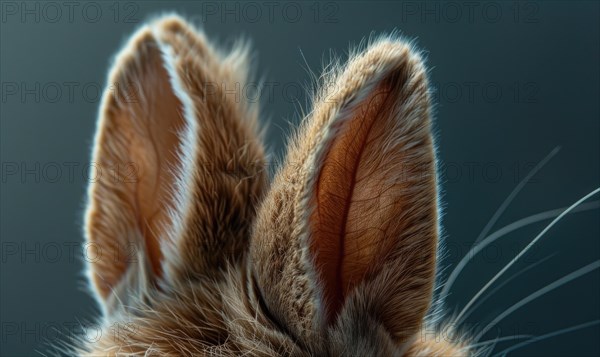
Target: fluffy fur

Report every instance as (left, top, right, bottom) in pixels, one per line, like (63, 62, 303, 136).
(80, 14, 470, 356)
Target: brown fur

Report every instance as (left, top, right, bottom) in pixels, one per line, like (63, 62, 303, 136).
(80, 14, 471, 356)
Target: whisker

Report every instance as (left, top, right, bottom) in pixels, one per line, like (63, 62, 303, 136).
(474, 147, 560, 245)
(441, 200, 598, 302)
(475, 261, 600, 341)
(491, 320, 600, 357)
(480, 337, 499, 357)
(458, 254, 555, 324)
(469, 334, 532, 349)
(455, 187, 600, 324)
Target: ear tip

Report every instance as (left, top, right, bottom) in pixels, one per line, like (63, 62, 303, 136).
(359, 36, 429, 78)
(370, 33, 426, 57)
(140, 12, 204, 38)
(111, 13, 203, 61)
(148, 13, 206, 41)
(149, 13, 188, 29)
(106, 25, 158, 86)
(105, 14, 208, 95)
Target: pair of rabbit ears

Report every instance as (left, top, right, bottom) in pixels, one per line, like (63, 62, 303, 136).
(86, 15, 438, 344)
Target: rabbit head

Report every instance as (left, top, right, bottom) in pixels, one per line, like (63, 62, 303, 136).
(80, 14, 469, 356)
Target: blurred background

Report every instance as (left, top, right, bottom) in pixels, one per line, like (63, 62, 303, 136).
(1, 1, 598, 356)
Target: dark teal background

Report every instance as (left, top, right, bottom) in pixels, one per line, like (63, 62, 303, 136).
(1, 1, 599, 356)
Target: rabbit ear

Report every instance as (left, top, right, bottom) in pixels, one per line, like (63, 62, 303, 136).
(86, 15, 266, 315)
(251, 38, 438, 347)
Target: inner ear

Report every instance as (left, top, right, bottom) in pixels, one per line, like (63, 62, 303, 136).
(117, 51, 185, 277)
(310, 71, 408, 322)
(87, 30, 187, 298)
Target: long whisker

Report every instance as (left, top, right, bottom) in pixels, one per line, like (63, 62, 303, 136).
(491, 320, 600, 357)
(468, 335, 532, 349)
(475, 261, 600, 341)
(455, 187, 600, 324)
(457, 254, 555, 324)
(480, 338, 499, 357)
(441, 200, 598, 301)
(474, 147, 560, 245)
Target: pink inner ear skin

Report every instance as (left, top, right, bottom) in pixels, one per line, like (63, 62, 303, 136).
(94, 36, 186, 287)
(310, 71, 410, 325)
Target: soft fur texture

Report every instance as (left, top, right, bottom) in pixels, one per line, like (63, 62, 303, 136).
(80, 14, 470, 356)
